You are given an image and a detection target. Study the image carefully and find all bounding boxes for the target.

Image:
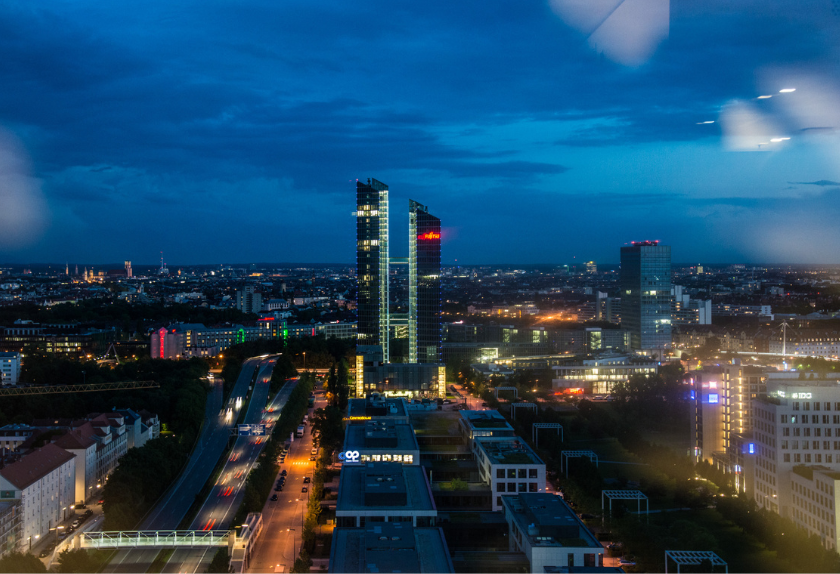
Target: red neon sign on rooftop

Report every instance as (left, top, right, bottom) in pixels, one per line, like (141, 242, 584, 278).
(418, 232, 440, 240)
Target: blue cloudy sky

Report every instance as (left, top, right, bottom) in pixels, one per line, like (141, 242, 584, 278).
(1, 0, 839, 265)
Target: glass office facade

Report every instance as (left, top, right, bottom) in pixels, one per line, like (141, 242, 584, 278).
(356, 179, 390, 361)
(408, 200, 441, 364)
(620, 242, 672, 352)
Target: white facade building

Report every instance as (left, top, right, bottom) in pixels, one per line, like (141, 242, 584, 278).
(0, 444, 75, 548)
(789, 466, 840, 552)
(0, 352, 20, 385)
(750, 373, 840, 517)
(474, 439, 546, 512)
(768, 337, 840, 360)
(502, 493, 604, 572)
(53, 431, 97, 504)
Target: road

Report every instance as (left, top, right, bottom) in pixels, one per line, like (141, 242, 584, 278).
(104, 356, 273, 574)
(245, 390, 326, 573)
(158, 370, 300, 573)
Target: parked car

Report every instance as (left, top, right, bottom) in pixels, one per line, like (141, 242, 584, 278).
(75, 504, 86, 510)
(270, 494, 278, 501)
(619, 557, 636, 566)
(301, 487, 308, 493)
(311, 448, 318, 455)
(280, 470, 287, 476)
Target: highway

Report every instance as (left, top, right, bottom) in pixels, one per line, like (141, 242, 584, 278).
(157, 367, 300, 573)
(246, 390, 326, 573)
(104, 356, 273, 574)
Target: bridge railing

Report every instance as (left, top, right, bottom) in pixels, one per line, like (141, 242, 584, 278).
(79, 530, 230, 549)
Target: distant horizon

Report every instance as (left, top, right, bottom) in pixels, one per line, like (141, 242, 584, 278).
(3, 261, 840, 270)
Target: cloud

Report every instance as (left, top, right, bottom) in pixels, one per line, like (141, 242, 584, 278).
(0, 127, 49, 248)
(789, 180, 840, 186)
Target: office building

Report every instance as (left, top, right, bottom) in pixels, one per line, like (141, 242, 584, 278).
(235, 286, 262, 314)
(0, 444, 75, 548)
(749, 373, 840, 516)
(335, 462, 437, 527)
(151, 320, 283, 359)
(124, 261, 132, 278)
(409, 200, 441, 364)
(346, 394, 410, 424)
(355, 345, 446, 398)
(0, 322, 113, 358)
(789, 466, 840, 552)
(690, 362, 767, 492)
(585, 261, 597, 274)
(0, 352, 20, 385)
(356, 179, 390, 361)
(502, 493, 605, 572)
(459, 410, 517, 448)
(472, 438, 546, 511)
(343, 420, 420, 465)
(551, 355, 658, 395)
(620, 241, 672, 353)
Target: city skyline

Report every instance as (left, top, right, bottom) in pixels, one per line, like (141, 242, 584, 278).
(1, 2, 839, 264)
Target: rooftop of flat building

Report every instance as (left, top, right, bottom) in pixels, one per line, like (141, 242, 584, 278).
(502, 493, 601, 550)
(409, 409, 462, 436)
(347, 394, 408, 419)
(330, 522, 453, 573)
(344, 421, 418, 452)
(476, 439, 543, 466)
(460, 410, 513, 430)
(793, 465, 840, 481)
(336, 462, 435, 513)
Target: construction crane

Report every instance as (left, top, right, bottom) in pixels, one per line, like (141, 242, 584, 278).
(0, 380, 159, 396)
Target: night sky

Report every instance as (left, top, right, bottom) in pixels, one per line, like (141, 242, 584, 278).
(1, 1, 839, 265)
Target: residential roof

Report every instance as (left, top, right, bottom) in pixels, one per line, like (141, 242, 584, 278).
(0, 443, 75, 490)
(53, 429, 96, 450)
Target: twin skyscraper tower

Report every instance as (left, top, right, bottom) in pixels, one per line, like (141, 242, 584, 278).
(355, 178, 441, 372)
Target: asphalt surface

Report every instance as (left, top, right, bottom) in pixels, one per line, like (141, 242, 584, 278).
(104, 356, 273, 574)
(158, 368, 300, 573)
(245, 392, 326, 573)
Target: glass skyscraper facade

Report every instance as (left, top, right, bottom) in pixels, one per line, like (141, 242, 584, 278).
(409, 200, 441, 364)
(356, 179, 390, 361)
(620, 241, 672, 352)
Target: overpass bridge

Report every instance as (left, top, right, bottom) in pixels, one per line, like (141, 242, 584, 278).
(79, 530, 230, 549)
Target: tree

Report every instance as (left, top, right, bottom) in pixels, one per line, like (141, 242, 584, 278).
(206, 548, 230, 573)
(0, 551, 47, 573)
(326, 364, 337, 406)
(56, 548, 99, 573)
(337, 359, 350, 410)
(290, 549, 311, 573)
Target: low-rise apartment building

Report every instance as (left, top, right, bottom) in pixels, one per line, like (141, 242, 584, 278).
(0, 444, 75, 548)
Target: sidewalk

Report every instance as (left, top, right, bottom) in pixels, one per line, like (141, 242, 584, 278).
(34, 501, 105, 569)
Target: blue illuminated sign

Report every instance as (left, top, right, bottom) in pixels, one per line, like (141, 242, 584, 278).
(748, 443, 755, 454)
(690, 390, 696, 400)
(708, 393, 719, 404)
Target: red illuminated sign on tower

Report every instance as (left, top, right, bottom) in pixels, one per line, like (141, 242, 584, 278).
(418, 232, 440, 240)
(158, 327, 166, 359)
